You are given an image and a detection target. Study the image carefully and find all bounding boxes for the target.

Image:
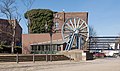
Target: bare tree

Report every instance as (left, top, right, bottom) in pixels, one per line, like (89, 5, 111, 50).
(89, 25, 98, 49)
(0, 0, 21, 53)
(21, 0, 34, 11)
(89, 25, 97, 43)
(20, 0, 35, 54)
(89, 25, 97, 37)
(21, 0, 35, 33)
(0, 0, 15, 19)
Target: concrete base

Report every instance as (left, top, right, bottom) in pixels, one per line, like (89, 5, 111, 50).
(59, 49, 86, 61)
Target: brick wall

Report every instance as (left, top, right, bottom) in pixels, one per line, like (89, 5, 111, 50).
(53, 12, 88, 32)
(0, 19, 22, 48)
(22, 12, 88, 54)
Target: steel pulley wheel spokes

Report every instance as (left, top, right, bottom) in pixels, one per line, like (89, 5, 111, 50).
(62, 17, 89, 50)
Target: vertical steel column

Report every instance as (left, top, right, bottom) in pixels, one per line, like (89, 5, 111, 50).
(76, 35, 79, 49)
(44, 45, 46, 53)
(46, 45, 48, 62)
(89, 37, 90, 50)
(37, 45, 38, 53)
(65, 34, 71, 50)
(33, 46, 35, 63)
(79, 35, 81, 50)
(33, 52, 35, 63)
(68, 35, 74, 50)
(65, 34, 74, 50)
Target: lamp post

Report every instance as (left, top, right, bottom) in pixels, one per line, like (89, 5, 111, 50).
(44, 16, 59, 61)
(45, 23, 48, 62)
(49, 31, 52, 62)
(45, 22, 53, 62)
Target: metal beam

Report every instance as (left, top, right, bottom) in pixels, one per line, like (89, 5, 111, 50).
(89, 36, 120, 38)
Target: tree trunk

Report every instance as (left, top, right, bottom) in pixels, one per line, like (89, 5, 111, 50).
(11, 19, 16, 54)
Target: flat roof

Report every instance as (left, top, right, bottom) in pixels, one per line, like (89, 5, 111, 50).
(30, 39, 64, 46)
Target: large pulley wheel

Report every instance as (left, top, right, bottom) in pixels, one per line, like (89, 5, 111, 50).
(62, 17, 89, 50)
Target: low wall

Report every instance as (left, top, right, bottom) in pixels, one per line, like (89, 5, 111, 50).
(0, 54, 69, 62)
(58, 50, 94, 61)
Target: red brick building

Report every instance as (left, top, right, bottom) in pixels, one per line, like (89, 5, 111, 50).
(22, 12, 88, 54)
(0, 19, 22, 53)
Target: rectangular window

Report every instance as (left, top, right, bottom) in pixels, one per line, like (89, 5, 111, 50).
(31, 46, 34, 51)
(31, 45, 37, 51)
(38, 46, 40, 50)
(41, 45, 44, 51)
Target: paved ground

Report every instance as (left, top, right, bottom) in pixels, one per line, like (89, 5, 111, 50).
(0, 57, 120, 71)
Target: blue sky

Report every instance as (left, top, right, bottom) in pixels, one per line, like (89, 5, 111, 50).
(1, 0, 120, 36)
